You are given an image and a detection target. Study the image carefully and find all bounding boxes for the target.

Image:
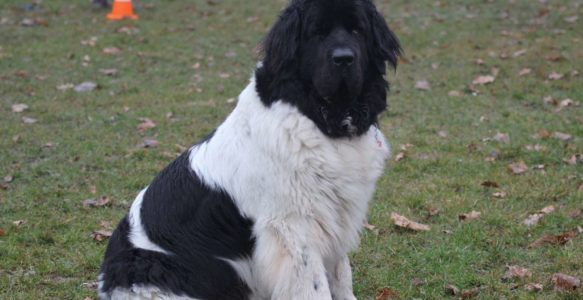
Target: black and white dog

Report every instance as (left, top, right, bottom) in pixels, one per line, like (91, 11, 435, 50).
(98, 0, 401, 299)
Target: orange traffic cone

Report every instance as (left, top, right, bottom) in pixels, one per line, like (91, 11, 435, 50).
(107, 0, 139, 20)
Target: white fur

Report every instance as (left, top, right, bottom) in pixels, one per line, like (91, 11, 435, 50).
(190, 76, 390, 299)
(128, 188, 170, 255)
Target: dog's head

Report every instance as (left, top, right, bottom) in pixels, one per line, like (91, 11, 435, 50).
(256, 0, 402, 138)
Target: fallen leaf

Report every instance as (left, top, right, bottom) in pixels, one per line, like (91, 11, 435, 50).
(415, 80, 431, 91)
(512, 49, 527, 57)
(437, 130, 448, 138)
(99, 68, 118, 76)
(540, 205, 555, 214)
(81, 37, 98, 47)
(142, 139, 160, 148)
(502, 265, 532, 281)
(74, 82, 97, 93)
(0, 228, 5, 237)
(22, 116, 37, 124)
(390, 213, 430, 232)
(535, 129, 551, 139)
(364, 223, 377, 231)
(493, 132, 510, 143)
(548, 72, 564, 80)
(395, 152, 406, 161)
(82, 281, 99, 290)
(375, 287, 401, 300)
(12, 103, 29, 113)
(461, 287, 480, 299)
(481, 180, 499, 188)
(525, 144, 545, 152)
(518, 68, 532, 76)
(102, 47, 122, 55)
(528, 231, 577, 248)
(472, 75, 495, 85)
(137, 118, 156, 132)
(564, 16, 578, 23)
(459, 211, 481, 221)
(4, 175, 13, 183)
(524, 283, 543, 292)
(523, 213, 544, 227)
(563, 154, 581, 165)
(412, 278, 425, 287)
(12, 220, 25, 226)
(567, 208, 582, 219)
(551, 273, 580, 291)
(508, 161, 528, 175)
(448, 90, 462, 97)
(445, 284, 459, 296)
(492, 191, 507, 198)
(91, 230, 112, 242)
(82, 196, 110, 208)
(57, 83, 74, 91)
(552, 132, 572, 141)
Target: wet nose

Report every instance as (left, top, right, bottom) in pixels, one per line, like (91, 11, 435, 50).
(332, 48, 354, 67)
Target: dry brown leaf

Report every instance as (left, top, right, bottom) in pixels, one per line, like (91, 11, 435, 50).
(492, 191, 507, 198)
(4, 175, 13, 183)
(552, 132, 572, 141)
(412, 278, 425, 287)
(540, 205, 555, 214)
(391, 213, 430, 232)
(502, 265, 532, 281)
(528, 231, 577, 248)
(415, 80, 431, 91)
(459, 211, 481, 221)
(22, 116, 37, 124)
(363, 223, 377, 231)
(91, 230, 112, 242)
(481, 180, 499, 188)
(518, 68, 532, 76)
(567, 208, 582, 219)
(82, 196, 110, 208)
(548, 72, 564, 80)
(445, 284, 459, 295)
(12, 220, 25, 227)
(523, 213, 544, 227)
(508, 161, 528, 175)
(375, 287, 401, 300)
(137, 118, 156, 132)
(99, 68, 118, 76)
(493, 132, 510, 143)
(563, 154, 581, 165)
(512, 49, 527, 57)
(12, 103, 29, 113)
(551, 273, 580, 291)
(472, 75, 495, 85)
(448, 90, 462, 97)
(0, 228, 5, 237)
(103, 47, 122, 55)
(461, 287, 480, 299)
(525, 144, 545, 152)
(142, 139, 160, 148)
(536, 129, 551, 139)
(524, 283, 543, 292)
(564, 16, 579, 23)
(395, 152, 406, 161)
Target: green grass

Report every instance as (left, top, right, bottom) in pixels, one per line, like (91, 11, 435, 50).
(0, 0, 581, 299)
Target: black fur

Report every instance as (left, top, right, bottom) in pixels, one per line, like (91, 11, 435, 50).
(256, 0, 401, 138)
(99, 145, 255, 300)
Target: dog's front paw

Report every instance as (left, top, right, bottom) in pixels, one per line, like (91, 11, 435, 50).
(332, 292, 357, 300)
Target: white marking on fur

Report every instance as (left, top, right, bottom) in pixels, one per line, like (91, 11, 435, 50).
(128, 188, 170, 254)
(189, 76, 390, 299)
(104, 286, 200, 300)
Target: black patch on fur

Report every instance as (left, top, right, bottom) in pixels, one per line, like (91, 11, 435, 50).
(99, 138, 255, 300)
(256, 0, 402, 138)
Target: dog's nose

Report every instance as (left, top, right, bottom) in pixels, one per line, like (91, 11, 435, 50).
(332, 48, 354, 67)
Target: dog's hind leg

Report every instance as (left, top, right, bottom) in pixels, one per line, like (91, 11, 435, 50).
(254, 219, 333, 300)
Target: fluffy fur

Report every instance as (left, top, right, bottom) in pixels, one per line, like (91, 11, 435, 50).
(98, 0, 401, 299)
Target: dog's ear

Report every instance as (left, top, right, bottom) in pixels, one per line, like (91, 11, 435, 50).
(260, 5, 302, 74)
(368, 6, 402, 73)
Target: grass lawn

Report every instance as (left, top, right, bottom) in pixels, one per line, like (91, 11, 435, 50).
(0, 0, 581, 299)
